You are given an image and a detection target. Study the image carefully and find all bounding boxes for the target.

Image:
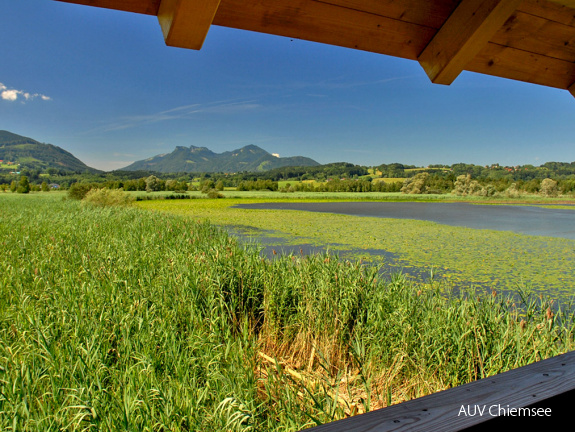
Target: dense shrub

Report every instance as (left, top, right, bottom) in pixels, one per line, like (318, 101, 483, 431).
(82, 188, 135, 207)
(401, 172, 430, 194)
(68, 182, 92, 200)
(540, 178, 558, 197)
(206, 188, 224, 199)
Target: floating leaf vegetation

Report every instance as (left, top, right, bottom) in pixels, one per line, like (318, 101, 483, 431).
(138, 197, 575, 298)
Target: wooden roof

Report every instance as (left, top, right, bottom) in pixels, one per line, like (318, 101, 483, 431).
(56, 0, 575, 97)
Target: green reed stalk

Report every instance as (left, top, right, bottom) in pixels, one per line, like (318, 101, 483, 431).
(1, 194, 573, 430)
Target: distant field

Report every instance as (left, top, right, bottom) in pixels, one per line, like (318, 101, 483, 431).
(371, 177, 406, 184)
(404, 167, 450, 172)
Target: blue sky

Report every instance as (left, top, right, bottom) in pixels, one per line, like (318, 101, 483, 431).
(2, 0, 575, 171)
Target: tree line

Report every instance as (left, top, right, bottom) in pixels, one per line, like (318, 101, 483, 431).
(2, 161, 575, 197)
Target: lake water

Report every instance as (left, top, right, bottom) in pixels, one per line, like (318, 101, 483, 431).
(234, 202, 575, 240)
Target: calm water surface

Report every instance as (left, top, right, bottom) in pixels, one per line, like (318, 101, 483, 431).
(235, 202, 575, 240)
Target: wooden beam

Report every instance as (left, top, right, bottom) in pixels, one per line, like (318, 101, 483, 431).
(55, 0, 160, 15)
(549, 0, 575, 8)
(305, 351, 575, 432)
(213, 0, 437, 61)
(569, 81, 575, 97)
(468, 42, 575, 89)
(492, 10, 575, 63)
(157, 0, 221, 49)
(418, 0, 523, 85)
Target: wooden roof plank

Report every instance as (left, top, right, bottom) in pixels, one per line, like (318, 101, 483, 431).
(55, 0, 160, 15)
(519, 0, 575, 26)
(52, 0, 575, 96)
(492, 10, 575, 62)
(158, 0, 221, 50)
(316, 0, 459, 29)
(212, 0, 436, 60)
(467, 41, 575, 88)
(417, 0, 524, 85)
(549, 0, 575, 8)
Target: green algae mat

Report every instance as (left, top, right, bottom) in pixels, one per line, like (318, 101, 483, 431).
(138, 198, 575, 299)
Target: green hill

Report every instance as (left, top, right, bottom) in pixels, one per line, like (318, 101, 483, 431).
(121, 144, 319, 173)
(0, 130, 99, 173)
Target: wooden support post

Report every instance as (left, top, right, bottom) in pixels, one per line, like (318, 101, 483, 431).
(157, 0, 220, 50)
(418, 0, 522, 85)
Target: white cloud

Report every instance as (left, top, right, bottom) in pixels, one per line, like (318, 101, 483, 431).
(0, 82, 51, 102)
(1, 90, 19, 101)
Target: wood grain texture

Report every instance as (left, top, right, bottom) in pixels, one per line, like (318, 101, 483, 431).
(55, 0, 160, 15)
(492, 10, 575, 62)
(316, 0, 459, 29)
(158, 0, 221, 49)
(213, 0, 436, 60)
(52, 0, 575, 94)
(549, 0, 575, 8)
(303, 351, 575, 432)
(519, 0, 575, 26)
(418, 0, 524, 85)
(468, 41, 575, 88)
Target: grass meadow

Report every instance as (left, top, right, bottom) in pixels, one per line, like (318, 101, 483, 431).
(1, 192, 575, 431)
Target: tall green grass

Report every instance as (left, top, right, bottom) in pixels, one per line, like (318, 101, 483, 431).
(1, 194, 574, 430)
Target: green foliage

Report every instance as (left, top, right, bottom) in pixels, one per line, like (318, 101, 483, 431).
(401, 172, 430, 194)
(68, 182, 93, 200)
(0, 130, 99, 173)
(200, 179, 216, 193)
(1, 194, 573, 430)
(16, 175, 30, 194)
(452, 174, 494, 196)
(505, 183, 522, 198)
(540, 178, 558, 197)
(82, 188, 135, 207)
(165, 178, 188, 192)
(237, 179, 278, 191)
(206, 188, 224, 199)
(140, 197, 575, 297)
(145, 175, 164, 192)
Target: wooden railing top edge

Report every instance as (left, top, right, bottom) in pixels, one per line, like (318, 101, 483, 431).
(303, 350, 575, 431)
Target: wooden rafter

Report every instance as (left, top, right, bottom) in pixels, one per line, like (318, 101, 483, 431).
(549, 0, 575, 7)
(158, 0, 221, 49)
(418, 0, 523, 85)
(52, 0, 575, 98)
(570, 81, 575, 97)
(55, 0, 160, 15)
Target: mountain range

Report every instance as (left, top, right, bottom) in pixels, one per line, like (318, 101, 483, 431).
(0, 131, 319, 174)
(0, 130, 99, 173)
(120, 144, 319, 173)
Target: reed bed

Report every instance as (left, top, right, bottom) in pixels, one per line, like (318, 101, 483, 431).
(1, 194, 574, 431)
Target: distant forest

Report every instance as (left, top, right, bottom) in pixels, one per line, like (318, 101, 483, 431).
(2, 161, 575, 195)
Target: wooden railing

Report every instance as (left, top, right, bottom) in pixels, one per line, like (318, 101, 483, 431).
(303, 350, 575, 431)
